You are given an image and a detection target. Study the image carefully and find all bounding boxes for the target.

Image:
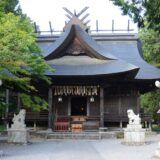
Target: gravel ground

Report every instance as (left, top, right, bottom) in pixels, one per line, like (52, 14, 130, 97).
(0, 134, 159, 160)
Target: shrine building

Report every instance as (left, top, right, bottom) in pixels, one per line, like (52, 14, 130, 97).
(21, 8, 160, 132)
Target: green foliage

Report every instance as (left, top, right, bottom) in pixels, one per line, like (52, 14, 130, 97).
(20, 93, 48, 112)
(111, 0, 160, 32)
(145, 0, 160, 32)
(111, 0, 145, 28)
(0, 13, 53, 91)
(0, 0, 22, 15)
(141, 90, 160, 122)
(0, 101, 6, 119)
(0, 124, 6, 132)
(116, 132, 124, 139)
(139, 29, 160, 67)
(152, 124, 160, 133)
(0, 11, 54, 111)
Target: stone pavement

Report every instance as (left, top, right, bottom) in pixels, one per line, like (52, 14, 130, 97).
(0, 134, 159, 160)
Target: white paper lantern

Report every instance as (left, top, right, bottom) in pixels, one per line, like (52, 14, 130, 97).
(0, 80, 2, 86)
(155, 80, 160, 88)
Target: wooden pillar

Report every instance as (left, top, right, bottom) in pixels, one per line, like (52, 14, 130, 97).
(17, 93, 21, 111)
(120, 120, 123, 128)
(118, 96, 121, 115)
(100, 87, 104, 127)
(48, 88, 53, 129)
(68, 97, 71, 116)
(5, 89, 9, 126)
(118, 93, 122, 128)
(87, 97, 90, 116)
(136, 91, 140, 113)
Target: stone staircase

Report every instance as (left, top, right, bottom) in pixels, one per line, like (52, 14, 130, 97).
(47, 132, 100, 140)
(30, 130, 117, 140)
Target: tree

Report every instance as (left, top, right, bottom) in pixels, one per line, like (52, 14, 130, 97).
(139, 29, 160, 67)
(111, 0, 160, 32)
(0, 0, 55, 113)
(0, 13, 54, 111)
(111, 0, 160, 120)
(141, 90, 160, 123)
(0, 0, 22, 15)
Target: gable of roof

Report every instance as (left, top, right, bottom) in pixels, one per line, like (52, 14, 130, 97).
(36, 11, 160, 81)
(37, 24, 139, 77)
(44, 25, 117, 60)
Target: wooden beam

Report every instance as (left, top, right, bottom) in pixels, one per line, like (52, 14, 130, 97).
(77, 7, 89, 17)
(68, 97, 71, 116)
(49, 21, 53, 34)
(118, 96, 121, 115)
(34, 22, 38, 33)
(127, 20, 130, 32)
(112, 20, 114, 32)
(48, 88, 53, 129)
(5, 89, 9, 122)
(96, 20, 98, 32)
(80, 13, 90, 22)
(87, 97, 90, 116)
(63, 7, 74, 17)
(84, 20, 90, 26)
(137, 90, 140, 113)
(100, 87, 104, 127)
(65, 14, 72, 20)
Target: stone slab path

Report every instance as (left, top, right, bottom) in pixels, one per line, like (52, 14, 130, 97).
(0, 134, 159, 160)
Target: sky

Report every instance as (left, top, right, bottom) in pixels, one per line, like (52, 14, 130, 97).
(19, 0, 138, 33)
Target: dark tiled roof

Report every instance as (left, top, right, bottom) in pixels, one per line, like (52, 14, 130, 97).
(46, 59, 139, 77)
(43, 25, 116, 60)
(37, 25, 160, 80)
(99, 41, 160, 80)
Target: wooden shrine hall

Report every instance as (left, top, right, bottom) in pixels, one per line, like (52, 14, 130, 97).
(19, 8, 160, 132)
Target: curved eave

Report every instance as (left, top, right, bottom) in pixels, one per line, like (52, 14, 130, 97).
(97, 40, 160, 81)
(44, 25, 116, 60)
(135, 65, 160, 80)
(43, 27, 74, 59)
(45, 59, 139, 78)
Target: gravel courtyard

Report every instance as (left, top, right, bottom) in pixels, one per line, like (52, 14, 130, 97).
(0, 134, 159, 160)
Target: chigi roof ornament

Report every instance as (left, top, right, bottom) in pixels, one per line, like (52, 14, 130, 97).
(63, 7, 90, 32)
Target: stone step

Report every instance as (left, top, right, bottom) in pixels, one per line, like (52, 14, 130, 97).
(48, 132, 117, 140)
(146, 131, 157, 136)
(30, 131, 117, 140)
(47, 133, 100, 140)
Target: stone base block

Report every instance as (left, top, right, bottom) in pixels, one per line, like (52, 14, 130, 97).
(154, 142, 160, 158)
(124, 128, 145, 145)
(155, 149, 160, 158)
(126, 124, 142, 130)
(8, 129, 29, 144)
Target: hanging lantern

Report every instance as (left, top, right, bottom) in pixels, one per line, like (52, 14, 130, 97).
(90, 96, 94, 102)
(0, 80, 2, 86)
(58, 96, 62, 102)
(155, 80, 160, 88)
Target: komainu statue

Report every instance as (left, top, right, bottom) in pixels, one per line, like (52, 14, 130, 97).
(127, 109, 141, 125)
(11, 109, 26, 129)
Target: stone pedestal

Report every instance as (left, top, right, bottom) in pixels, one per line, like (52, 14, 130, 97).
(155, 142, 160, 158)
(7, 109, 29, 144)
(8, 129, 29, 144)
(124, 124, 145, 145)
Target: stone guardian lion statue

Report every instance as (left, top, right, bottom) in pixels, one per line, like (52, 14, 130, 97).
(127, 109, 141, 125)
(11, 109, 26, 129)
